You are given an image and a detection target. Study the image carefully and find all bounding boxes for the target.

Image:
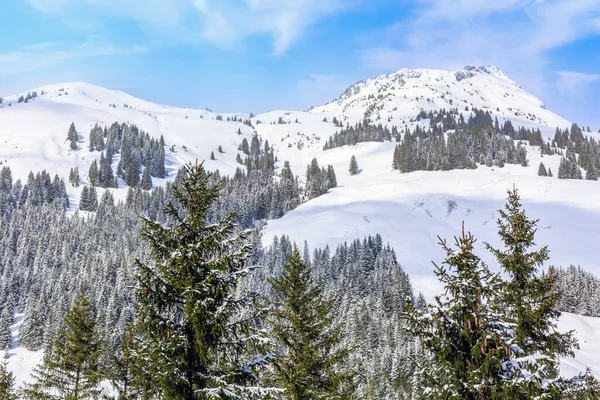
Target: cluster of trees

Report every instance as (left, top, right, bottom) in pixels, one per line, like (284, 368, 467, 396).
(79, 185, 99, 211)
(246, 233, 420, 399)
(237, 134, 276, 173)
(305, 158, 337, 199)
(557, 265, 600, 317)
(392, 123, 527, 172)
(67, 122, 167, 190)
(404, 189, 599, 398)
(17, 91, 38, 104)
(0, 168, 69, 214)
(1, 163, 355, 399)
(550, 124, 600, 181)
(323, 121, 400, 150)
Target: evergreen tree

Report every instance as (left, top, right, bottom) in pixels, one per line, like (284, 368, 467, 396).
(23, 293, 103, 400)
(141, 167, 152, 190)
(79, 186, 90, 211)
(88, 160, 99, 186)
(210, 151, 215, 160)
(403, 224, 512, 399)
(548, 167, 553, 177)
(67, 123, 78, 150)
(349, 155, 359, 175)
(0, 353, 18, 400)
(88, 186, 98, 212)
(486, 188, 597, 397)
(132, 162, 277, 400)
(0, 306, 13, 350)
(585, 165, 598, 181)
(538, 162, 548, 177)
(69, 167, 80, 187)
(267, 248, 355, 400)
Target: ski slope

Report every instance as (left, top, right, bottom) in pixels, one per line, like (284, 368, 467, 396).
(1, 65, 600, 388)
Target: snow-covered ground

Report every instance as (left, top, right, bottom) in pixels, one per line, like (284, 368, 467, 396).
(1, 66, 600, 387)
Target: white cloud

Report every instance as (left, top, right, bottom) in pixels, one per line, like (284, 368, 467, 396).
(555, 71, 600, 96)
(356, 0, 600, 110)
(0, 41, 148, 76)
(26, 0, 351, 55)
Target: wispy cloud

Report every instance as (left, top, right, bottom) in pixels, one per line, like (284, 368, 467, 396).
(0, 41, 148, 76)
(355, 0, 600, 119)
(358, 0, 600, 73)
(26, 0, 351, 55)
(555, 71, 600, 96)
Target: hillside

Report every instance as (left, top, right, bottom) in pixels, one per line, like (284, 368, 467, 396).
(1, 67, 600, 386)
(310, 65, 570, 133)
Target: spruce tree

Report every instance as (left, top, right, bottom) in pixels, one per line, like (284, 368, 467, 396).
(538, 162, 548, 176)
(403, 224, 512, 399)
(267, 247, 355, 400)
(349, 155, 359, 175)
(23, 293, 103, 399)
(67, 122, 78, 150)
(0, 353, 18, 400)
(0, 306, 12, 350)
(486, 188, 598, 398)
(141, 167, 152, 190)
(88, 160, 99, 186)
(210, 151, 215, 160)
(79, 186, 90, 211)
(132, 162, 277, 400)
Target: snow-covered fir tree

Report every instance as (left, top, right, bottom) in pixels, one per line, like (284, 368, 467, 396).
(131, 162, 278, 399)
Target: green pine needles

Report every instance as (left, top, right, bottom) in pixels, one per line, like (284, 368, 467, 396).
(131, 161, 279, 400)
(23, 293, 103, 400)
(267, 247, 355, 400)
(404, 188, 600, 399)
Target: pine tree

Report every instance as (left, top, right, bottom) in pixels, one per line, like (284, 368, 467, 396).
(23, 293, 103, 400)
(585, 165, 598, 181)
(548, 167, 553, 177)
(67, 123, 78, 150)
(403, 224, 512, 399)
(349, 155, 359, 175)
(0, 306, 13, 350)
(210, 151, 215, 160)
(141, 167, 152, 190)
(267, 247, 355, 400)
(88, 186, 98, 211)
(486, 188, 598, 397)
(538, 162, 548, 176)
(79, 186, 90, 211)
(0, 353, 18, 400)
(88, 160, 99, 186)
(107, 331, 146, 400)
(132, 162, 277, 400)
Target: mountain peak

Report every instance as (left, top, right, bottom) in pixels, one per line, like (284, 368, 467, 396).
(310, 65, 567, 129)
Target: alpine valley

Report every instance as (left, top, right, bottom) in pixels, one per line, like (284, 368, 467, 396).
(1, 65, 600, 398)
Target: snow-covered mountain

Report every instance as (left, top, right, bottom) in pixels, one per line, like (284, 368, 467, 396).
(310, 65, 570, 131)
(1, 67, 600, 385)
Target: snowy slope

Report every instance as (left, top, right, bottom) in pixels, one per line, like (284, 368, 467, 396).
(1, 67, 600, 387)
(310, 65, 570, 136)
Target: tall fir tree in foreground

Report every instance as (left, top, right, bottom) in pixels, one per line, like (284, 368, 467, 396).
(23, 293, 103, 400)
(267, 247, 355, 400)
(486, 188, 599, 398)
(0, 353, 18, 400)
(132, 161, 278, 400)
(403, 224, 512, 399)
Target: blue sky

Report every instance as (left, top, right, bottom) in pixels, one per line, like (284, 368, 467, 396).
(1, 0, 600, 127)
